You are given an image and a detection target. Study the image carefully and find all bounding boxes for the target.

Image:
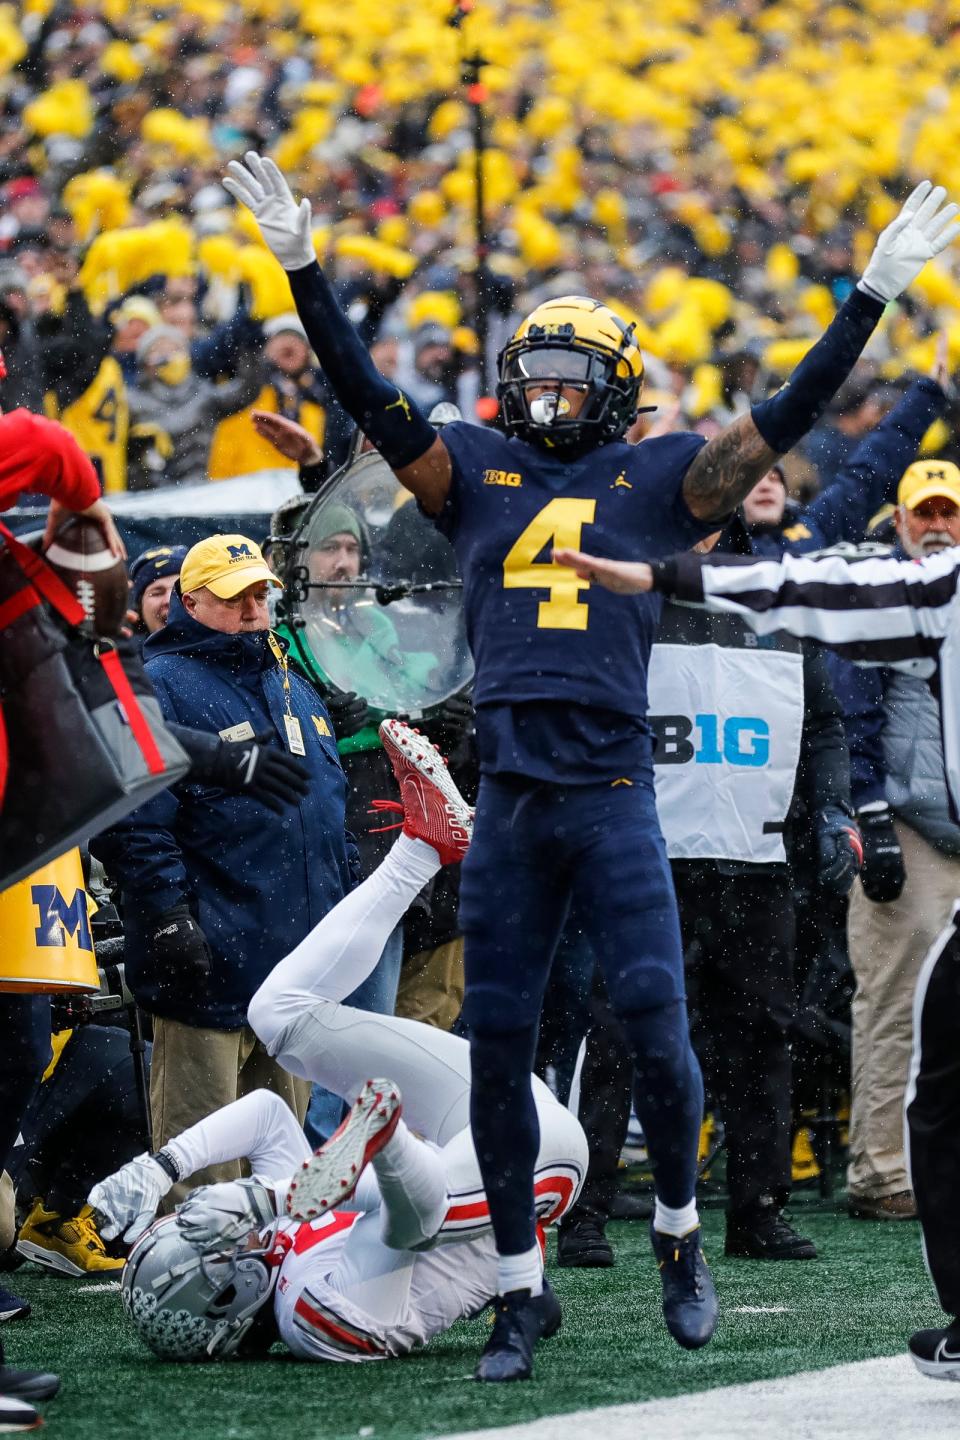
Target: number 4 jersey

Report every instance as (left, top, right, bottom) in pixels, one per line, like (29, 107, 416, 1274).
(429, 423, 716, 783)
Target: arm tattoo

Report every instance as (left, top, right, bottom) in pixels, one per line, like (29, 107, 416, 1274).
(681, 414, 780, 522)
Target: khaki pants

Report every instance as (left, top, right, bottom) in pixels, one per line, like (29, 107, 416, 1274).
(847, 820, 960, 1199)
(150, 1017, 311, 1206)
(0, 1171, 14, 1253)
(395, 939, 464, 1032)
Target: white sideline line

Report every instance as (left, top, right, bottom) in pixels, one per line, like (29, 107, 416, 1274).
(77, 1282, 121, 1294)
(436, 1355, 960, 1440)
(729, 1304, 791, 1314)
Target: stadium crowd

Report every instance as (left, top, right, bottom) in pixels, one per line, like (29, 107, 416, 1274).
(6, 0, 960, 1424)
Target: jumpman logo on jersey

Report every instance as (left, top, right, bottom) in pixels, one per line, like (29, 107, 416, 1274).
(385, 391, 413, 422)
(611, 472, 632, 490)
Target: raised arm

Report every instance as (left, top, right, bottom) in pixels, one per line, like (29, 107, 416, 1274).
(553, 544, 960, 667)
(88, 1090, 310, 1243)
(681, 183, 960, 523)
(796, 369, 947, 550)
(223, 153, 452, 513)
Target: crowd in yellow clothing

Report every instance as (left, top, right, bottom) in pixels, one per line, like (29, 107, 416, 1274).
(2, 0, 960, 485)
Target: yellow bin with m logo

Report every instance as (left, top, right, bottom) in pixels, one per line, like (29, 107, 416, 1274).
(0, 848, 99, 993)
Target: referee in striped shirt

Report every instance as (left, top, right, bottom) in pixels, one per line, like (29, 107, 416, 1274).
(553, 535, 960, 1382)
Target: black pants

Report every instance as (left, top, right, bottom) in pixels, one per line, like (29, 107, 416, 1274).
(678, 864, 796, 1211)
(0, 995, 51, 1177)
(565, 863, 796, 1223)
(905, 901, 960, 1318)
(565, 968, 634, 1222)
(10, 1022, 149, 1216)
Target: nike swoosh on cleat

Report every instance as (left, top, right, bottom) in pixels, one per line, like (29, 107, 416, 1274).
(403, 774, 431, 823)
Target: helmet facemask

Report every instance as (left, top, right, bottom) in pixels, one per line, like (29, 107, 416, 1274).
(497, 324, 642, 454)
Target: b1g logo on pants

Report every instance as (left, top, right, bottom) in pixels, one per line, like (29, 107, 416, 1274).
(31, 885, 94, 951)
(651, 713, 770, 768)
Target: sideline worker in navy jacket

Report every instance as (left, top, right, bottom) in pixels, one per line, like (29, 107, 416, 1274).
(93, 533, 357, 1198)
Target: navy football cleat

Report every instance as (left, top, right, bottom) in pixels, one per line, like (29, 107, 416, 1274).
(651, 1224, 718, 1350)
(474, 1281, 562, 1382)
(0, 1289, 29, 1325)
(909, 1322, 960, 1380)
(0, 1339, 59, 1403)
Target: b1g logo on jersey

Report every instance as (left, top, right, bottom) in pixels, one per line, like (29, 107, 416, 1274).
(651, 713, 770, 768)
(31, 885, 94, 951)
(483, 469, 522, 488)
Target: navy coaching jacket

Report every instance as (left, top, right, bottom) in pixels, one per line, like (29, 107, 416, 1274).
(92, 591, 358, 1029)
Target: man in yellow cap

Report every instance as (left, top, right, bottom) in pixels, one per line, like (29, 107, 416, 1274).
(894, 459, 960, 560)
(178, 532, 278, 633)
(92, 533, 358, 1203)
(840, 459, 960, 1221)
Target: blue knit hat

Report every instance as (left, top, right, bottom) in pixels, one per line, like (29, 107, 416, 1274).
(129, 544, 188, 612)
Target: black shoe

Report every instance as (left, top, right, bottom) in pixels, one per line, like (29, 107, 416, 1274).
(0, 1395, 40, 1431)
(0, 1290, 29, 1325)
(909, 1320, 960, 1380)
(474, 1281, 562, 1382)
(609, 1192, 653, 1222)
(725, 1205, 818, 1261)
(650, 1225, 718, 1351)
(557, 1215, 614, 1268)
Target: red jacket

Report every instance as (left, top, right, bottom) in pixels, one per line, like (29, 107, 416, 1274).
(0, 409, 100, 513)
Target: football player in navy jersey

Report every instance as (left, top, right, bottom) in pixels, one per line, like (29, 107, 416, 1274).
(223, 153, 959, 1382)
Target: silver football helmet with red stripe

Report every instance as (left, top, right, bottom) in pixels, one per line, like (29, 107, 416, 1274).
(121, 1214, 279, 1360)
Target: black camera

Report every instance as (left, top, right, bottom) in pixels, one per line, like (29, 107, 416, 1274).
(49, 935, 133, 1029)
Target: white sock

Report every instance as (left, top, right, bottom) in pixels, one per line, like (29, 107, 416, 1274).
(497, 1245, 543, 1298)
(653, 1198, 699, 1237)
(390, 832, 446, 886)
(371, 1118, 448, 1250)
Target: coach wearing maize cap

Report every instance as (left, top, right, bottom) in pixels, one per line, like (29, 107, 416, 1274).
(92, 533, 358, 1200)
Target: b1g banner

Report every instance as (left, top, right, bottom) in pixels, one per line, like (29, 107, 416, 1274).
(648, 604, 804, 864)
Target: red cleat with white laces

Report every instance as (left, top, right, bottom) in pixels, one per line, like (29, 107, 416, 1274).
(378, 718, 473, 865)
(287, 1079, 402, 1222)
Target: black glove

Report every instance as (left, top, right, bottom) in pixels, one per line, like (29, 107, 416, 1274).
(209, 732, 310, 814)
(323, 688, 369, 740)
(417, 693, 475, 753)
(147, 903, 212, 992)
(857, 803, 906, 903)
(816, 805, 864, 896)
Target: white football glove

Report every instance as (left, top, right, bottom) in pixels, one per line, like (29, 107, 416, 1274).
(222, 152, 315, 271)
(860, 181, 960, 303)
(88, 1153, 173, 1243)
(175, 1178, 277, 1253)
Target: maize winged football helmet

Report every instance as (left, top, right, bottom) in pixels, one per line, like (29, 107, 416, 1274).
(121, 1214, 278, 1361)
(497, 295, 644, 452)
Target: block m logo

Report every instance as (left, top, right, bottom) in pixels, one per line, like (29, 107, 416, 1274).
(227, 543, 253, 561)
(31, 886, 94, 952)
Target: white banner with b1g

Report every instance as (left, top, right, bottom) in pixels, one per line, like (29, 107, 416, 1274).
(648, 639, 804, 864)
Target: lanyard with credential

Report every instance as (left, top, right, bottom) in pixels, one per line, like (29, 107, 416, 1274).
(267, 631, 306, 755)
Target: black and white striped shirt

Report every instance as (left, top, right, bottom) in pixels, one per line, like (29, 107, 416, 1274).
(653, 545, 960, 815)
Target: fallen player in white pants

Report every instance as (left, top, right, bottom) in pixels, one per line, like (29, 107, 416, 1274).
(91, 721, 587, 1366)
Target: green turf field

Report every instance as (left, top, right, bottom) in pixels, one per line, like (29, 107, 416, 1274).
(5, 1206, 939, 1440)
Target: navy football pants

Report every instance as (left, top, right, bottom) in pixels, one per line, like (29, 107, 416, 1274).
(460, 772, 704, 1258)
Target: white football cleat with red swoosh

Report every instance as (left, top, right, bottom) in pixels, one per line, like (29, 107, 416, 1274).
(287, 1079, 402, 1222)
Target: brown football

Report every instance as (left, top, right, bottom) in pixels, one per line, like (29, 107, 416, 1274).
(43, 516, 129, 636)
